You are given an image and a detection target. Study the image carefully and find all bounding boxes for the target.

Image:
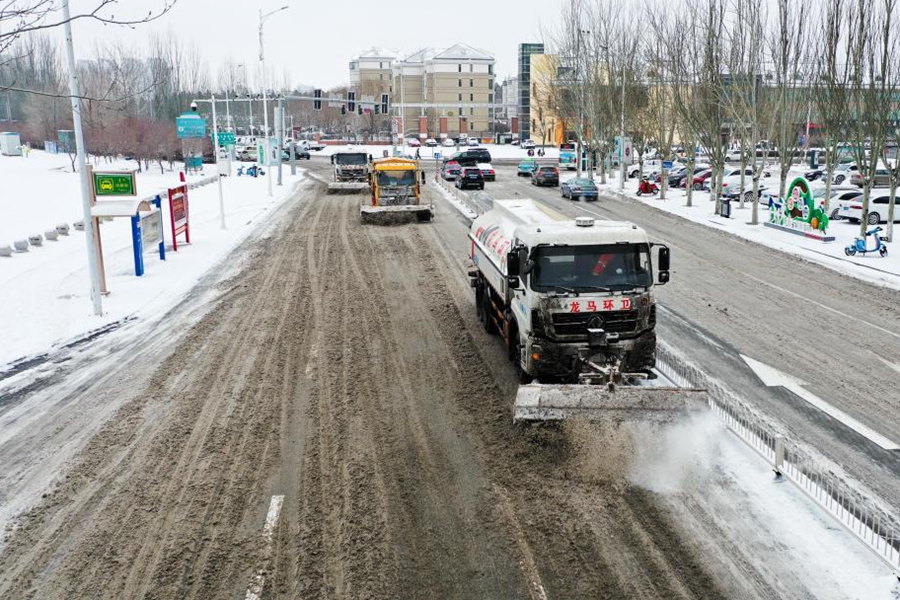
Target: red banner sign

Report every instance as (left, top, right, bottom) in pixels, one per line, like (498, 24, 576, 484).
(168, 184, 190, 251)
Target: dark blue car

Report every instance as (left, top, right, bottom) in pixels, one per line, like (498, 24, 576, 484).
(561, 177, 598, 200)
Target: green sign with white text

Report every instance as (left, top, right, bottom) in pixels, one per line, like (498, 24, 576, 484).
(93, 171, 136, 197)
(215, 131, 236, 146)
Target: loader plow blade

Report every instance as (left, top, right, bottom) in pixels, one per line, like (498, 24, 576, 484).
(327, 182, 369, 194)
(513, 384, 708, 423)
(361, 204, 434, 225)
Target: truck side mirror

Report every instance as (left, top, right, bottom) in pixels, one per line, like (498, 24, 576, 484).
(657, 246, 670, 284)
(507, 251, 521, 278)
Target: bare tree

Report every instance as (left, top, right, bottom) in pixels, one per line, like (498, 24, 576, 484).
(845, 0, 898, 236)
(669, 0, 728, 210)
(765, 0, 809, 202)
(815, 0, 854, 218)
(722, 0, 768, 220)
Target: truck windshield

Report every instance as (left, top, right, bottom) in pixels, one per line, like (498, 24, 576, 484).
(377, 170, 416, 187)
(336, 154, 368, 165)
(531, 244, 652, 292)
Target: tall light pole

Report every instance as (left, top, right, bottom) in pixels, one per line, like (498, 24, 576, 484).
(618, 50, 626, 192)
(259, 5, 289, 198)
(62, 0, 102, 316)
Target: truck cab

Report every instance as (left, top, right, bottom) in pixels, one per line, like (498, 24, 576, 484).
(469, 199, 669, 381)
(332, 149, 371, 182)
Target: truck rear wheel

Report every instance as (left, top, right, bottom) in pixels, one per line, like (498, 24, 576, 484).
(480, 283, 497, 335)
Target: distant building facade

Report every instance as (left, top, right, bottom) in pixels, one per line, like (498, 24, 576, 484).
(350, 44, 496, 139)
(518, 42, 544, 141)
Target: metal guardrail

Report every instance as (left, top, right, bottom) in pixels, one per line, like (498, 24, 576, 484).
(656, 339, 900, 575)
(435, 177, 483, 217)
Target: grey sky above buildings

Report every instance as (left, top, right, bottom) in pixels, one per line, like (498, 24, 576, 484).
(71, 0, 561, 89)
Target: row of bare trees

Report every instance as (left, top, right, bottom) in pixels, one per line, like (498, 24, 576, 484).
(541, 0, 900, 239)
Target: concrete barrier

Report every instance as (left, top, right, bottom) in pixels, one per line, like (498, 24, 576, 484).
(0, 245, 12, 257)
(28, 234, 43, 247)
(13, 240, 29, 252)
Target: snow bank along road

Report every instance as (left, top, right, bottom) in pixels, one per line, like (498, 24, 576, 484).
(0, 164, 894, 599)
(459, 164, 900, 521)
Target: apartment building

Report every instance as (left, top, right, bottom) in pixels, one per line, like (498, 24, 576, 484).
(349, 47, 396, 104)
(351, 43, 496, 139)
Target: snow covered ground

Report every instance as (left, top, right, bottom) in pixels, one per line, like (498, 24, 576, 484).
(0, 150, 304, 368)
(637, 414, 900, 599)
(595, 168, 900, 291)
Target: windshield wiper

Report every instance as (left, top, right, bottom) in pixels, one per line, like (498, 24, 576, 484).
(546, 285, 577, 295)
(574, 285, 612, 293)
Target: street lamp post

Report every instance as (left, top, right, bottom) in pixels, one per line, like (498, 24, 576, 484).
(618, 53, 626, 192)
(259, 5, 289, 198)
(61, 0, 102, 316)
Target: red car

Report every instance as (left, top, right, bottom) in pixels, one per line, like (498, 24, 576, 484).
(441, 160, 462, 180)
(687, 168, 713, 190)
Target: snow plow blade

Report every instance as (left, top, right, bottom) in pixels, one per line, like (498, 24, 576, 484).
(513, 384, 708, 423)
(327, 182, 369, 194)
(360, 204, 434, 225)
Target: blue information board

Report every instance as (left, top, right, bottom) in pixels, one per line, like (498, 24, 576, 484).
(176, 114, 207, 139)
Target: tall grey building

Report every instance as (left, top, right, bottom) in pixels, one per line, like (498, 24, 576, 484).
(518, 43, 544, 140)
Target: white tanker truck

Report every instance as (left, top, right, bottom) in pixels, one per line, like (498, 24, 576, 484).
(468, 199, 704, 422)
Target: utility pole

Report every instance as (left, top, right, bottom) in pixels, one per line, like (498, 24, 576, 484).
(62, 0, 102, 317)
(258, 6, 287, 198)
(211, 94, 226, 229)
(276, 97, 284, 187)
(248, 93, 254, 135)
(260, 10, 272, 197)
(618, 55, 626, 192)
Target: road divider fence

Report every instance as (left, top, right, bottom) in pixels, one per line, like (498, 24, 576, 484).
(656, 339, 900, 576)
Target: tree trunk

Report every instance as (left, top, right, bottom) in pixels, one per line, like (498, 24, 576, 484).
(887, 181, 897, 242)
(859, 180, 872, 237)
(685, 154, 695, 208)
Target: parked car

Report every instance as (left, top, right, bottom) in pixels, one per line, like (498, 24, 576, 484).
(840, 193, 900, 225)
(512, 139, 521, 146)
(627, 164, 642, 179)
(455, 166, 485, 190)
(689, 168, 714, 190)
(467, 137, 479, 147)
(441, 161, 462, 180)
(478, 163, 495, 181)
(425, 138, 438, 147)
(517, 159, 538, 176)
(407, 138, 421, 147)
(720, 175, 767, 201)
(828, 190, 863, 220)
(850, 168, 891, 188)
(661, 166, 686, 186)
(450, 148, 492, 166)
(805, 168, 825, 181)
(832, 162, 858, 185)
(531, 166, 559, 187)
(282, 147, 310, 160)
(561, 177, 598, 200)
(442, 138, 456, 147)
(522, 139, 536, 149)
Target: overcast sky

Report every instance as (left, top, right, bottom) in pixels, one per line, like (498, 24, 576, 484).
(71, 0, 561, 89)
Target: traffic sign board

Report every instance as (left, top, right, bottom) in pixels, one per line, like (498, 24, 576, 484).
(176, 113, 206, 139)
(214, 131, 236, 146)
(663, 160, 673, 169)
(93, 171, 136, 197)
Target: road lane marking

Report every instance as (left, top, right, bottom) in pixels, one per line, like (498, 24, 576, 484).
(738, 271, 900, 341)
(565, 196, 900, 342)
(245, 494, 285, 600)
(742, 355, 900, 451)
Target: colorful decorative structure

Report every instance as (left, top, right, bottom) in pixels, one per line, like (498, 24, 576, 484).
(764, 176, 835, 242)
